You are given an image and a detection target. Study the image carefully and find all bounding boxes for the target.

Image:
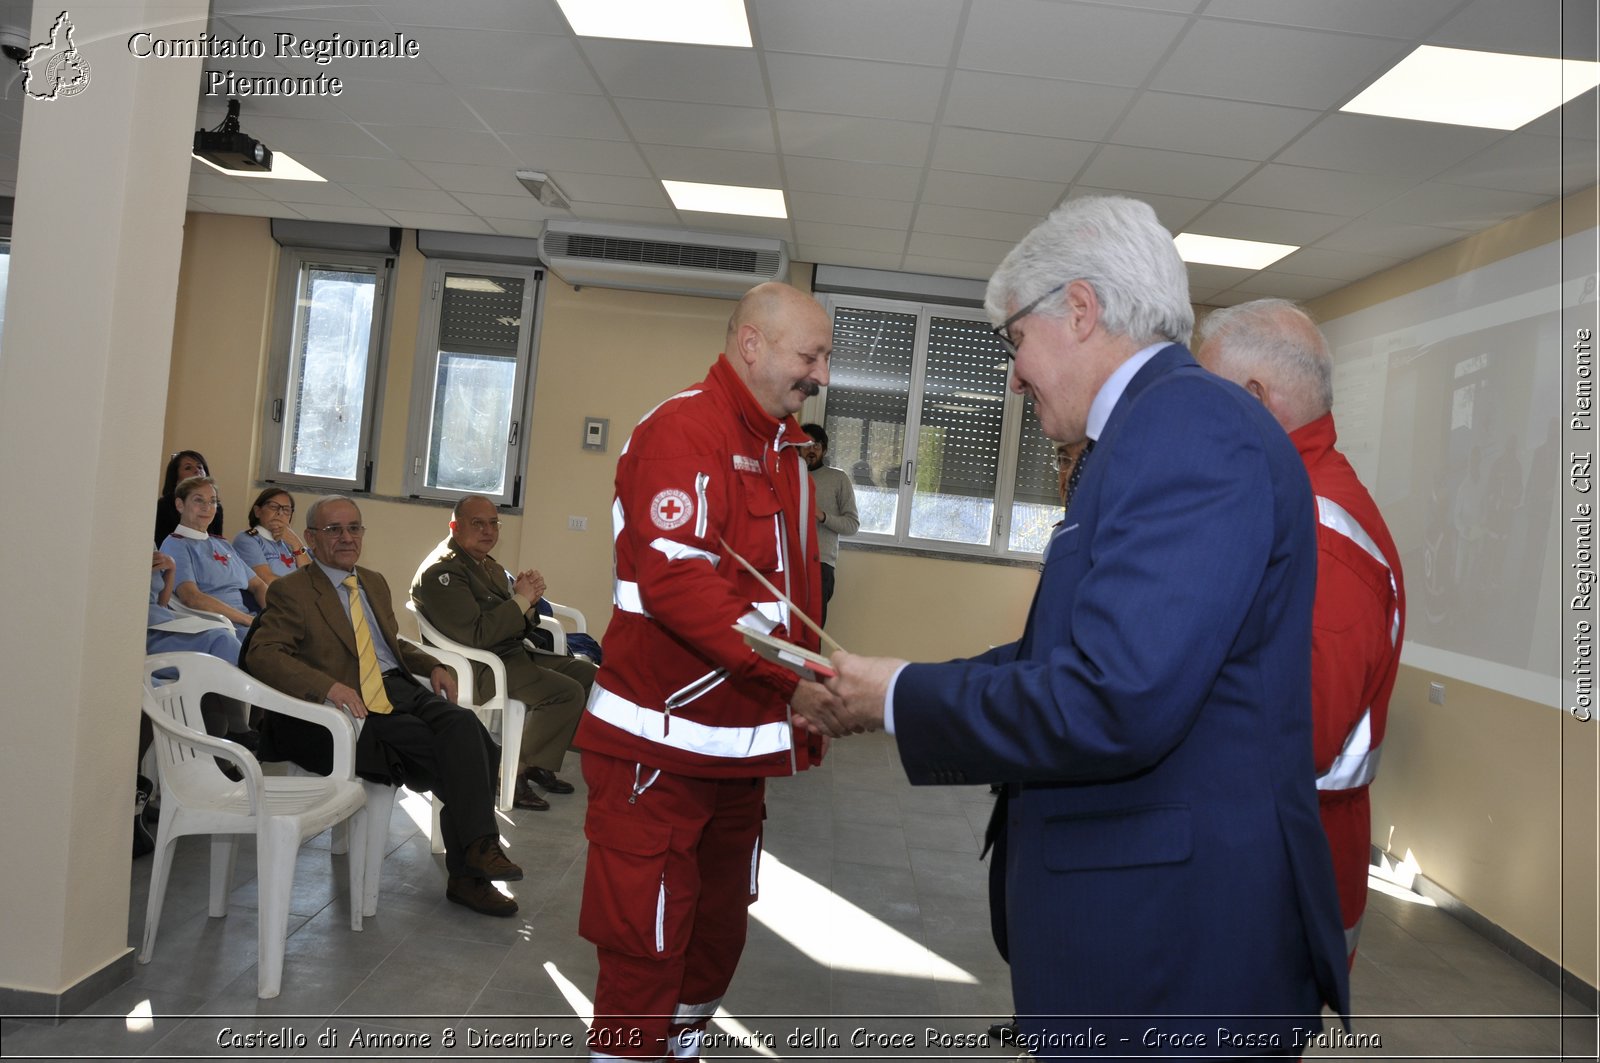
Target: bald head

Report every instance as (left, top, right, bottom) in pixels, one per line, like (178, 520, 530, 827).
(725, 282, 833, 419)
(1194, 298, 1333, 433)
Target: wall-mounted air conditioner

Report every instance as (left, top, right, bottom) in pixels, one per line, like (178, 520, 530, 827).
(537, 220, 789, 300)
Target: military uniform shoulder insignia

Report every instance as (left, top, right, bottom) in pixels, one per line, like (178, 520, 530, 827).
(438, 573, 450, 586)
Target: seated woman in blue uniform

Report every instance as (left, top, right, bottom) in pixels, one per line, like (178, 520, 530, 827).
(159, 476, 268, 635)
(233, 488, 311, 587)
(154, 450, 224, 546)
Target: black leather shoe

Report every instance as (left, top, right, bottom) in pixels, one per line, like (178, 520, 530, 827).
(527, 767, 575, 794)
(447, 875, 518, 917)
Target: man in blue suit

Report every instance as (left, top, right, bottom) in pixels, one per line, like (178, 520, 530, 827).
(808, 196, 1349, 1057)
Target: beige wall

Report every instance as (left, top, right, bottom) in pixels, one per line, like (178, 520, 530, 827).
(1308, 185, 1599, 986)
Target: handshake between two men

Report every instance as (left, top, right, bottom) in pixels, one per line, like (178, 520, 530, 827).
(788, 651, 905, 738)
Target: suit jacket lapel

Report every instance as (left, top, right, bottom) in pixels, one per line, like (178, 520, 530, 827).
(359, 565, 409, 665)
(308, 563, 360, 658)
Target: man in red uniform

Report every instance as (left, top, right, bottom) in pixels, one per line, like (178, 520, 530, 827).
(577, 281, 838, 1061)
(1197, 298, 1405, 965)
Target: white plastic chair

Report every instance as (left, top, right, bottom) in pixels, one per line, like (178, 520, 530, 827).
(404, 601, 526, 816)
(140, 652, 367, 999)
(525, 600, 589, 657)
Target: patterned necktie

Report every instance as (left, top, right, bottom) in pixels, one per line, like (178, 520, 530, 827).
(343, 574, 395, 715)
(1064, 438, 1095, 508)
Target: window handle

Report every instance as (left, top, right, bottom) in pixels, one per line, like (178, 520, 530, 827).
(270, 398, 283, 424)
(508, 420, 520, 446)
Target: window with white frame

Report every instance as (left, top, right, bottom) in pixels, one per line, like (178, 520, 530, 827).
(816, 295, 1064, 559)
(0, 242, 10, 350)
(261, 248, 392, 490)
(402, 260, 543, 506)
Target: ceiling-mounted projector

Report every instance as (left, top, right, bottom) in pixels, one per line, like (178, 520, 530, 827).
(193, 98, 272, 172)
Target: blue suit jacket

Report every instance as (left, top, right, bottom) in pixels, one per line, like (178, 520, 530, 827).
(895, 345, 1349, 1054)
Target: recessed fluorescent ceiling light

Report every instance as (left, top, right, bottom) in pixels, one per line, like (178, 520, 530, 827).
(193, 151, 326, 182)
(1342, 45, 1600, 130)
(1174, 233, 1298, 270)
(664, 180, 787, 219)
(555, 0, 752, 47)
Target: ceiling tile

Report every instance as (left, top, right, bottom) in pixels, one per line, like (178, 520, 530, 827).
(261, 181, 374, 208)
(944, 72, 1135, 141)
(793, 222, 910, 254)
(287, 155, 436, 188)
(1184, 202, 1347, 245)
(752, 0, 964, 65)
(1362, 182, 1552, 231)
(190, 198, 304, 219)
(213, 2, 385, 22)
(485, 216, 548, 239)
(498, 134, 651, 178)
(567, 203, 683, 226)
(1523, 90, 1598, 140)
(242, 115, 396, 158)
(362, 124, 514, 165)
(1429, 0, 1592, 60)
(449, 192, 568, 220)
(187, 171, 274, 200)
(462, 90, 631, 140)
(1313, 217, 1465, 259)
(794, 247, 908, 271)
(931, 129, 1096, 183)
(555, 173, 673, 209)
(922, 170, 1068, 216)
(383, 0, 571, 33)
(218, 16, 446, 83)
(273, 203, 396, 226)
(776, 112, 932, 167)
(959, 0, 1189, 87)
(1184, 263, 1256, 291)
(1154, 20, 1409, 109)
(1226, 164, 1418, 215)
(401, 28, 600, 93)
(913, 203, 1042, 243)
(583, 40, 766, 107)
(767, 54, 947, 124)
(1270, 246, 1402, 281)
(905, 231, 1017, 264)
(410, 162, 527, 197)
(1223, 272, 1348, 300)
(782, 156, 924, 201)
(1274, 114, 1505, 179)
(618, 99, 777, 152)
(1202, 0, 1462, 37)
(675, 213, 795, 242)
(1078, 145, 1259, 200)
(348, 184, 468, 213)
(332, 80, 486, 128)
(639, 144, 782, 187)
(788, 191, 916, 229)
(1108, 93, 1321, 160)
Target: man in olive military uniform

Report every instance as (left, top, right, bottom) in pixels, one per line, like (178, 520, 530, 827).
(411, 494, 594, 810)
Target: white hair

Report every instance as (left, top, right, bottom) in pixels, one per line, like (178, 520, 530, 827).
(305, 494, 357, 531)
(985, 195, 1193, 347)
(1195, 298, 1334, 417)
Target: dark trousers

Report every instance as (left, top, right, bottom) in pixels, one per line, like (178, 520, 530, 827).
(820, 563, 836, 626)
(362, 675, 499, 876)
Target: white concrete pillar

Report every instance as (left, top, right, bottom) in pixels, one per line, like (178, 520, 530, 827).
(0, 0, 207, 1011)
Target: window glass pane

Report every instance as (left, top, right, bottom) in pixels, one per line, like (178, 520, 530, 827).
(823, 306, 917, 535)
(1008, 393, 1065, 553)
(283, 266, 375, 479)
(907, 316, 1009, 545)
(424, 273, 525, 493)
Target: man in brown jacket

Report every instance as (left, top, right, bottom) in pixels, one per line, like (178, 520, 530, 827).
(244, 495, 522, 917)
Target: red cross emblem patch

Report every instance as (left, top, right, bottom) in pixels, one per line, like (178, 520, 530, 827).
(650, 488, 693, 531)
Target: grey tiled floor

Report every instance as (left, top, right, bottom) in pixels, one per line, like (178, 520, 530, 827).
(3, 731, 1595, 1060)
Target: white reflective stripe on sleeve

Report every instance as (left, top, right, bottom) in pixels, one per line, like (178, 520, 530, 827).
(612, 497, 625, 543)
(751, 600, 789, 630)
(1317, 706, 1382, 791)
(749, 836, 760, 896)
(771, 513, 784, 573)
(694, 472, 710, 539)
(649, 538, 721, 565)
(668, 1028, 703, 1058)
(589, 685, 792, 759)
(664, 668, 727, 710)
(672, 998, 721, 1025)
(655, 874, 666, 953)
(624, 390, 703, 457)
(1316, 495, 1400, 645)
(614, 579, 648, 616)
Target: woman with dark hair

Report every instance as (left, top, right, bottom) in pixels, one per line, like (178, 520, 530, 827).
(154, 450, 224, 545)
(233, 487, 310, 586)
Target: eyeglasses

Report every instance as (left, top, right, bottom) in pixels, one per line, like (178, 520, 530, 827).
(991, 283, 1064, 358)
(260, 502, 294, 515)
(316, 523, 366, 538)
(467, 518, 501, 531)
(187, 496, 220, 508)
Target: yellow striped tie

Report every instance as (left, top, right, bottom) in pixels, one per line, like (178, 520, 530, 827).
(343, 574, 395, 715)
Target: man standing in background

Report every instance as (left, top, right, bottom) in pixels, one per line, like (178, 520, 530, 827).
(800, 422, 858, 626)
(1196, 298, 1406, 965)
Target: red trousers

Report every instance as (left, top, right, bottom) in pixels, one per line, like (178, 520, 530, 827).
(579, 751, 765, 1061)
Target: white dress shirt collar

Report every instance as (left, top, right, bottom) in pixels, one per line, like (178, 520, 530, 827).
(1085, 342, 1172, 442)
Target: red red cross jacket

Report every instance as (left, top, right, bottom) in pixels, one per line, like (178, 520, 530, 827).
(576, 354, 826, 778)
(1295, 412, 1405, 941)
